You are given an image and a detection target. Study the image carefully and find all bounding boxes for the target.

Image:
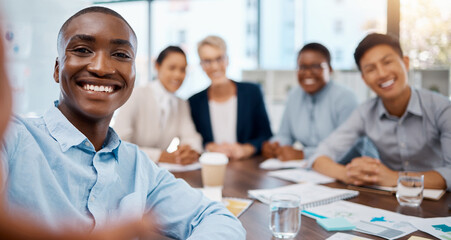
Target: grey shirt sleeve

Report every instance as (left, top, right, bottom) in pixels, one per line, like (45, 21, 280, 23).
(307, 107, 365, 167)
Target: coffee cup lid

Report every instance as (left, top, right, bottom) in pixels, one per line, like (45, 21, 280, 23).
(199, 152, 229, 165)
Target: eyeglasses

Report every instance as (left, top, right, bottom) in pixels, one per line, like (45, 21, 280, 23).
(200, 55, 226, 67)
(297, 62, 328, 74)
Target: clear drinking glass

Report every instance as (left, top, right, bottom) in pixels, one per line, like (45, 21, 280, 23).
(269, 193, 301, 239)
(396, 172, 424, 207)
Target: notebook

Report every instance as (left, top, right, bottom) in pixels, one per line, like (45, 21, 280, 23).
(248, 183, 359, 208)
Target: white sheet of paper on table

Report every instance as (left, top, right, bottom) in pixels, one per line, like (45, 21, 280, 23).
(267, 168, 335, 184)
(197, 187, 222, 202)
(303, 200, 419, 240)
(409, 216, 451, 240)
(326, 232, 374, 240)
(259, 158, 307, 170)
(158, 162, 201, 172)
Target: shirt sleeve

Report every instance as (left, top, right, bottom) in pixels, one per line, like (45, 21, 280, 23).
(271, 93, 294, 146)
(144, 155, 246, 239)
(435, 103, 451, 191)
(335, 88, 358, 126)
(308, 107, 365, 167)
(178, 100, 203, 153)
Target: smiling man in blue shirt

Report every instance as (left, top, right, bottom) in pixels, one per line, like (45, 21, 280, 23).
(310, 33, 451, 191)
(1, 6, 245, 239)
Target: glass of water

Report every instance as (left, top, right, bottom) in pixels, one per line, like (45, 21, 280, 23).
(269, 193, 301, 239)
(396, 172, 424, 207)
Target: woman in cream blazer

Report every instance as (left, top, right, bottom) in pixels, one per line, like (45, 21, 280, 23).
(114, 46, 202, 164)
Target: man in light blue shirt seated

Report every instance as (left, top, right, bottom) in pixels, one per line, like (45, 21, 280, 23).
(1, 6, 245, 239)
(310, 33, 451, 191)
(262, 43, 358, 160)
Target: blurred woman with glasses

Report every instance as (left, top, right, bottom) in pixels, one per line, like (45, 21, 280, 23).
(189, 35, 272, 161)
(114, 46, 202, 165)
(262, 43, 358, 161)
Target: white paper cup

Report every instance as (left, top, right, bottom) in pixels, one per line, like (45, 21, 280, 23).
(199, 152, 229, 187)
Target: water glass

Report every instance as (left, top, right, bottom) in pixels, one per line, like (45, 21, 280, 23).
(269, 193, 301, 239)
(396, 172, 424, 207)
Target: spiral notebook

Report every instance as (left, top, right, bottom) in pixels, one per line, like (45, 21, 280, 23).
(248, 183, 359, 209)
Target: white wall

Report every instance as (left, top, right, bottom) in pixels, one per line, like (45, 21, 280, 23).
(1, 0, 88, 116)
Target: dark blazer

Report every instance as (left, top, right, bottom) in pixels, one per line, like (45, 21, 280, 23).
(188, 81, 272, 154)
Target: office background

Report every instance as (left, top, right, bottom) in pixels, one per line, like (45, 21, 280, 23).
(1, 0, 450, 131)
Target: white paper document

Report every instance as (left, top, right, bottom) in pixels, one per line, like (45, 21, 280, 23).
(302, 201, 419, 240)
(326, 232, 374, 240)
(248, 183, 358, 207)
(368, 186, 445, 200)
(158, 162, 201, 172)
(409, 217, 451, 240)
(268, 168, 335, 184)
(198, 187, 222, 202)
(259, 158, 307, 170)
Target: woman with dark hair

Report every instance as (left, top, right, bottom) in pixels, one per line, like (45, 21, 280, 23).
(262, 43, 358, 161)
(115, 46, 202, 164)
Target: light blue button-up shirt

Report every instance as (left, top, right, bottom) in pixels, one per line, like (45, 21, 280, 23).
(310, 87, 451, 191)
(271, 81, 358, 158)
(1, 102, 245, 239)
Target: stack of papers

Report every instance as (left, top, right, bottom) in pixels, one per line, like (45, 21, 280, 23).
(267, 169, 335, 184)
(259, 158, 307, 170)
(248, 183, 358, 208)
(222, 198, 253, 217)
(349, 185, 445, 200)
(302, 201, 419, 239)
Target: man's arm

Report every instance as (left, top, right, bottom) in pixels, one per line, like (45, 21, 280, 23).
(308, 107, 364, 168)
(145, 154, 245, 240)
(436, 102, 451, 191)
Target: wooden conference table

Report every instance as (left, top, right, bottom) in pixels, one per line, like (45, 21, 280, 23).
(173, 156, 451, 240)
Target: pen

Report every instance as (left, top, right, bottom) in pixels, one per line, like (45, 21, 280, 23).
(301, 210, 327, 219)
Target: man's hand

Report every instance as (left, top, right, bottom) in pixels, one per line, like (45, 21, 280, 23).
(262, 141, 279, 159)
(276, 146, 304, 161)
(345, 157, 397, 186)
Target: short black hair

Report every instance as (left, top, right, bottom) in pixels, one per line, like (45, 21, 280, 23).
(354, 33, 403, 70)
(156, 46, 186, 65)
(57, 6, 137, 54)
(297, 43, 332, 68)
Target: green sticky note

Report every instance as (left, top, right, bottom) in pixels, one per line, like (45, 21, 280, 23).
(316, 217, 355, 231)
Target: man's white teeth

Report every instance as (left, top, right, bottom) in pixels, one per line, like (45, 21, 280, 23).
(304, 78, 315, 85)
(380, 79, 394, 88)
(83, 84, 114, 93)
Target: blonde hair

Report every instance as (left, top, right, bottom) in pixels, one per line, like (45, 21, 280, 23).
(197, 35, 227, 55)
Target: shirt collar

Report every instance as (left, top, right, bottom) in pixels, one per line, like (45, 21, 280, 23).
(44, 101, 120, 160)
(377, 86, 423, 119)
(151, 80, 177, 108)
(303, 81, 332, 102)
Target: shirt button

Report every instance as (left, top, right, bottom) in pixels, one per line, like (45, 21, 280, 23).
(84, 141, 90, 147)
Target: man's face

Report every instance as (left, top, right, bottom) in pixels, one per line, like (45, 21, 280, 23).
(359, 44, 410, 101)
(297, 50, 331, 95)
(54, 12, 136, 121)
(198, 45, 228, 83)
